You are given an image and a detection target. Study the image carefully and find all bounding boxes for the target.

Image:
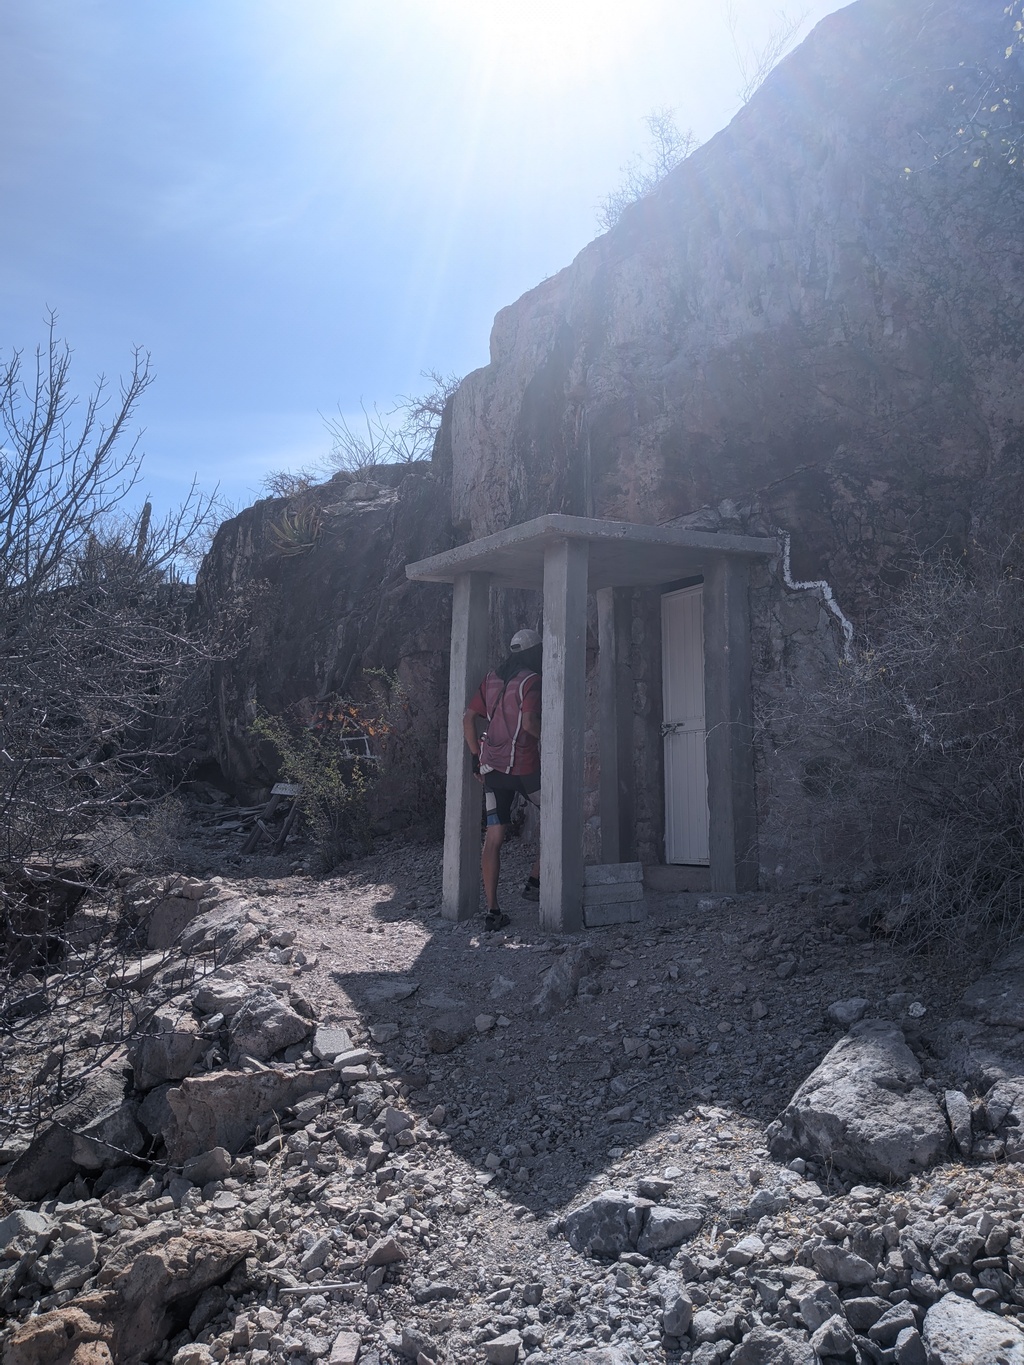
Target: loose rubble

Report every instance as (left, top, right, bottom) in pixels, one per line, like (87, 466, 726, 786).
(3, 834, 1024, 1365)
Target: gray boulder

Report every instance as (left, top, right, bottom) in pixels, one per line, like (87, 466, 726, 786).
(963, 943, 1024, 1029)
(659, 1277, 693, 1337)
(563, 1191, 648, 1257)
(797, 1281, 843, 1331)
(767, 1019, 950, 1180)
(809, 1315, 856, 1361)
(193, 971, 250, 1018)
(810, 1245, 877, 1287)
(36, 1231, 99, 1292)
(982, 1076, 1024, 1157)
(923, 1292, 1024, 1364)
(128, 1009, 206, 1090)
(178, 901, 259, 963)
(533, 944, 596, 1018)
(0, 1209, 56, 1257)
(636, 1205, 704, 1255)
(827, 998, 870, 1027)
(311, 1024, 353, 1060)
(6, 1067, 128, 1200)
(182, 1146, 232, 1185)
(563, 1192, 702, 1258)
(71, 1097, 144, 1170)
(943, 1089, 973, 1156)
(228, 987, 311, 1062)
(731, 1328, 815, 1365)
(146, 895, 203, 950)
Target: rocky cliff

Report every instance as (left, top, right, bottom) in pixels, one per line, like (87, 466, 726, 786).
(441, 0, 1024, 606)
(192, 466, 454, 810)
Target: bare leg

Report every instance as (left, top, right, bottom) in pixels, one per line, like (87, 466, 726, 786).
(481, 824, 506, 911)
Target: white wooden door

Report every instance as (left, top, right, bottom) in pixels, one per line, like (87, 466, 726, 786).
(661, 585, 710, 864)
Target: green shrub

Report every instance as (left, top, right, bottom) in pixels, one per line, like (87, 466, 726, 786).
(250, 706, 376, 872)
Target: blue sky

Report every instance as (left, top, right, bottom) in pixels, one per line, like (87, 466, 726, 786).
(1, 0, 847, 515)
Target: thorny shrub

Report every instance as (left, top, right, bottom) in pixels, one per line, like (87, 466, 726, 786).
(767, 553, 1024, 953)
(250, 702, 379, 872)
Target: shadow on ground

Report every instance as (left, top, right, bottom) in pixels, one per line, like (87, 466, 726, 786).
(325, 843, 855, 1219)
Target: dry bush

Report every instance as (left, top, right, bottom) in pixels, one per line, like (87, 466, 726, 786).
(764, 552, 1024, 952)
(0, 319, 215, 969)
(85, 797, 192, 878)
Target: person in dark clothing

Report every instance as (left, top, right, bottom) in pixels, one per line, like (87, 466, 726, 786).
(462, 628, 542, 931)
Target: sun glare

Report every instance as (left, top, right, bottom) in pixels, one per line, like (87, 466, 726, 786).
(432, 0, 646, 88)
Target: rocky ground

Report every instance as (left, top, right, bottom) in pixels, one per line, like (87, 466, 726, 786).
(3, 810, 1024, 1365)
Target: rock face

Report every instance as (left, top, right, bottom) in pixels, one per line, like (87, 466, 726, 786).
(427, 0, 1024, 877)
(192, 464, 453, 809)
(444, 0, 1024, 562)
(767, 1019, 950, 1180)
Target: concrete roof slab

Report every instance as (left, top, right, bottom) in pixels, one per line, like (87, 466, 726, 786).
(405, 514, 777, 590)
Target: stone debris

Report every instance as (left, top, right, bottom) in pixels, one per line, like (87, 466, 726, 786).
(8, 839, 1024, 1365)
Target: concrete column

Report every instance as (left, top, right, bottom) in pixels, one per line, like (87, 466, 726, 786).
(442, 572, 491, 920)
(597, 586, 635, 863)
(703, 555, 758, 893)
(540, 538, 589, 932)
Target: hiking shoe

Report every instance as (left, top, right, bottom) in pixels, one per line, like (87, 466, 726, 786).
(521, 877, 540, 902)
(483, 911, 511, 932)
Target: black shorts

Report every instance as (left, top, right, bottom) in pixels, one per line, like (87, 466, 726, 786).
(483, 771, 541, 826)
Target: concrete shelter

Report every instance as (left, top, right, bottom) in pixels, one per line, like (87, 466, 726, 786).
(406, 514, 777, 932)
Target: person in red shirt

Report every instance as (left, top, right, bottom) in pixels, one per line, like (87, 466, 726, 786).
(462, 628, 542, 931)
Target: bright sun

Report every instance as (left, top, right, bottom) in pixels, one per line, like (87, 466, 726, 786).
(431, 0, 651, 89)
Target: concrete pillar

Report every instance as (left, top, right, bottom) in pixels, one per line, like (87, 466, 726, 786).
(703, 555, 758, 893)
(540, 538, 589, 932)
(441, 572, 491, 920)
(597, 586, 635, 863)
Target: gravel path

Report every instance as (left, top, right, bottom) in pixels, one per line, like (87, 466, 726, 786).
(3, 825, 1023, 1365)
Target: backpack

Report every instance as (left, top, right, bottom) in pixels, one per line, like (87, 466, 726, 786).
(478, 669, 539, 775)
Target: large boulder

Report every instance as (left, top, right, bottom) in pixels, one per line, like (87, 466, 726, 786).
(923, 1292, 1024, 1364)
(1, 1306, 113, 1365)
(6, 1069, 131, 1201)
(110, 1228, 254, 1361)
(70, 1101, 144, 1173)
(162, 1066, 336, 1160)
(2, 1229, 254, 1365)
(767, 1019, 950, 1180)
(228, 987, 311, 1062)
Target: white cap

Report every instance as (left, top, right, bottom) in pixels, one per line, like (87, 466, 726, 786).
(510, 628, 542, 652)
